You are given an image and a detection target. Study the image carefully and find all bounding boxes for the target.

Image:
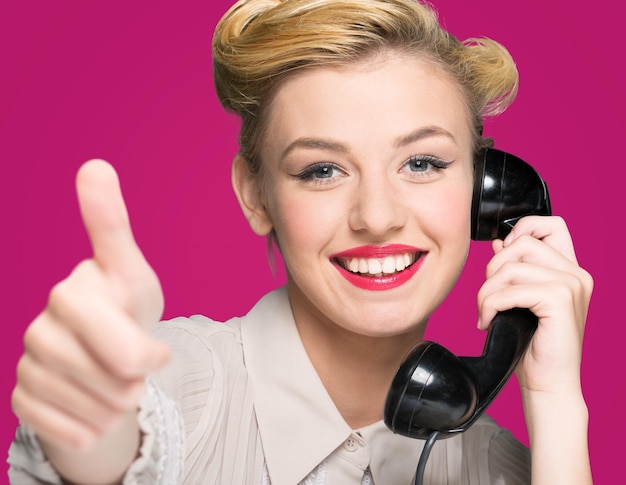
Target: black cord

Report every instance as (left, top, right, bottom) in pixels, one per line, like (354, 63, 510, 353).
(413, 431, 440, 485)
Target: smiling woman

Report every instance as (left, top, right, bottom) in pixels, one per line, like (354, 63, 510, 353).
(8, 1, 593, 484)
(238, 55, 475, 343)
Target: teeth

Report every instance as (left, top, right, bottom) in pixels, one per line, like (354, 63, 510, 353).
(395, 255, 405, 272)
(369, 259, 382, 274)
(381, 257, 396, 274)
(341, 253, 417, 276)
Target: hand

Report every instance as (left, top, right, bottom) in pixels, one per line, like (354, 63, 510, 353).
(476, 215, 593, 396)
(11, 160, 170, 453)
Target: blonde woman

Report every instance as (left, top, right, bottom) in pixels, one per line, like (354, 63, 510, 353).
(9, 1, 592, 483)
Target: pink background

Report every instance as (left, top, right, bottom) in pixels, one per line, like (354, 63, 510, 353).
(1, 1, 622, 482)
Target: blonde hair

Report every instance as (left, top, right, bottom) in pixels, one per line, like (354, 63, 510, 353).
(212, 0, 518, 173)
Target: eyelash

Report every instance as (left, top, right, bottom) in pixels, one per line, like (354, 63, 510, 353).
(292, 155, 452, 184)
(402, 155, 453, 175)
(293, 162, 344, 182)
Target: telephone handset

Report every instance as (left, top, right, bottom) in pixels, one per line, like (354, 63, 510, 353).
(384, 148, 552, 442)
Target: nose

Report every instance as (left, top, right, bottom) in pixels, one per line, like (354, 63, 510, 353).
(349, 173, 408, 236)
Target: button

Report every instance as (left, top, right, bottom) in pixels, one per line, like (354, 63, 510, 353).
(344, 437, 359, 452)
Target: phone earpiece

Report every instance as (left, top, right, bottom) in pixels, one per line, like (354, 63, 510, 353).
(384, 148, 551, 440)
(386, 343, 478, 436)
(472, 148, 551, 240)
(385, 308, 538, 438)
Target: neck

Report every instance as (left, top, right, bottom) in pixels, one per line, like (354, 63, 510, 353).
(292, 300, 426, 429)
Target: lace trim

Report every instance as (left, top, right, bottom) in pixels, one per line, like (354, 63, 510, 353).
(124, 377, 185, 484)
(7, 379, 186, 485)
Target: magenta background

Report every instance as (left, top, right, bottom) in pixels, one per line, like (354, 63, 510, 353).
(0, 1, 623, 482)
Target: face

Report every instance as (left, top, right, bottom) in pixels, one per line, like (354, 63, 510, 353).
(236, 52, 475, 338)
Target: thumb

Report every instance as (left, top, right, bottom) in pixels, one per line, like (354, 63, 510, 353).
(76, 160, 144, 274)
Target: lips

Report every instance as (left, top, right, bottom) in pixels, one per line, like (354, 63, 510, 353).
(331, 244, 426, 291)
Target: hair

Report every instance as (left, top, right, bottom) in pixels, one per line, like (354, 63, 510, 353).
(212, 0, 518, 175)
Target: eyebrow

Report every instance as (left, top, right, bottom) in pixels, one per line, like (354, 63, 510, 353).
(279, 125, 457, 162)
(280, 138, 349, 162)
(393, 126, 458, 148)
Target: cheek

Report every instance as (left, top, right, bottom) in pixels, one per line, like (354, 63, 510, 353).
(445, 194, 472, 232)
(419, 183, 473, 242)
(268, 192, 340, 256)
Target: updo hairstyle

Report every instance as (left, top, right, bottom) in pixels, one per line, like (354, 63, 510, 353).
(212, 0, 518, 175)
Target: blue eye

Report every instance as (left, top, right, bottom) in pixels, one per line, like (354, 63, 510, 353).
(295, 162, 342, 181)
(403, 156, 452, 174)
(407, 158, 430, 172)
(312, 165, 334, 178)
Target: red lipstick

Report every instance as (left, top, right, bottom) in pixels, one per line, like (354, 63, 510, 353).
(331, 244, 426, 291)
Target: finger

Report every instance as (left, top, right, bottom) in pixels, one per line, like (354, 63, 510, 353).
(477, 262, 586, 329)
(503, 215, 578, 264)
(486, 234, 581, 280)
(75, 160, 146, 276)
(17, 354, 134, 434)
(24, 317, 148, 408)
(32, 293, 170, 381)
(12, 385, 98, 451)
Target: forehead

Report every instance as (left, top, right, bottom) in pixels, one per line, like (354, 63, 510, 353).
(262, 52, 473, 157)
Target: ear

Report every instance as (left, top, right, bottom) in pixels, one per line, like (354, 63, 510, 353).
(231, 154, 273, 236)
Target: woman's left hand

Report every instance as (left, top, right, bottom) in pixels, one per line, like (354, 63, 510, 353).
(476, 215, 593, 396)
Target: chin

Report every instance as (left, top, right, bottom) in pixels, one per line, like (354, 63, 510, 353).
(344, 313, 428, 339)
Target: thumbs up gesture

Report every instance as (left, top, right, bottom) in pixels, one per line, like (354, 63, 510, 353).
(11, 160, 170, 480)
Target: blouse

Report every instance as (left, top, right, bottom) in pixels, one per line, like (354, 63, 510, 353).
(8, 286, 531, 484)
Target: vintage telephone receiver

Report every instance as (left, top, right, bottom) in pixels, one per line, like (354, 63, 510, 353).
(384, 148, 551, 451)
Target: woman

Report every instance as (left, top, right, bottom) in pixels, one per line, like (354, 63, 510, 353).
(9, 0, 593, 483)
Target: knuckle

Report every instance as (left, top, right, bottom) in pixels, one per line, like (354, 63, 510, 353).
(515, 233, 536, 248)
(47, 277, 72, 309)
(496, 260, 518, 281)
(484, 258, 498, 278)
(10, 387, 25, 418)
(15, 355, 33, 385)
(17, 356, 53, 398)
(22, 318, 52, 356)
(11, 386, 36, 426)
(46, 281, 81, 323)
(570, 269, 594, 303)
(555, 282, 575, 304)
(47, 260, 103, 314)
(578, 268, 594, 294)
(23, 318, 67, 366)
(551, 215, 567, 229)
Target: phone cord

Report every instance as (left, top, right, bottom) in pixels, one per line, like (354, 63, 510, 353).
(413, 431, 440, 485)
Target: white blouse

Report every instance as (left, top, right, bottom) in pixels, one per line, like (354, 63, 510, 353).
(8, 287, 531, 484)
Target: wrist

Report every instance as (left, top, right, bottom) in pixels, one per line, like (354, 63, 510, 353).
(522, 390, 591, 484)
(41, 409, 140, 485)
(521, 387, 588, 433)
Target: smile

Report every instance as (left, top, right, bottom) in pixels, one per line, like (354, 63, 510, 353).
(330, 245, 426, 291)
(335, 252, 419, 276)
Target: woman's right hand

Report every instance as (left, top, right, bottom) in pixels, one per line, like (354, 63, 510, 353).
(11, 160, 170, 482)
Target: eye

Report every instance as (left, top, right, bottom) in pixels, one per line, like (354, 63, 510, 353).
(401, 155, 452, 176)
(293, 162, 346, 183)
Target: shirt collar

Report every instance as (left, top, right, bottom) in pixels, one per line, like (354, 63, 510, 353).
(358, 420, 426, 485)
(241, 287, 425, 485)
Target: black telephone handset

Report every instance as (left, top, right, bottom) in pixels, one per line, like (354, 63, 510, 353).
(384, 148, 552, 443)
